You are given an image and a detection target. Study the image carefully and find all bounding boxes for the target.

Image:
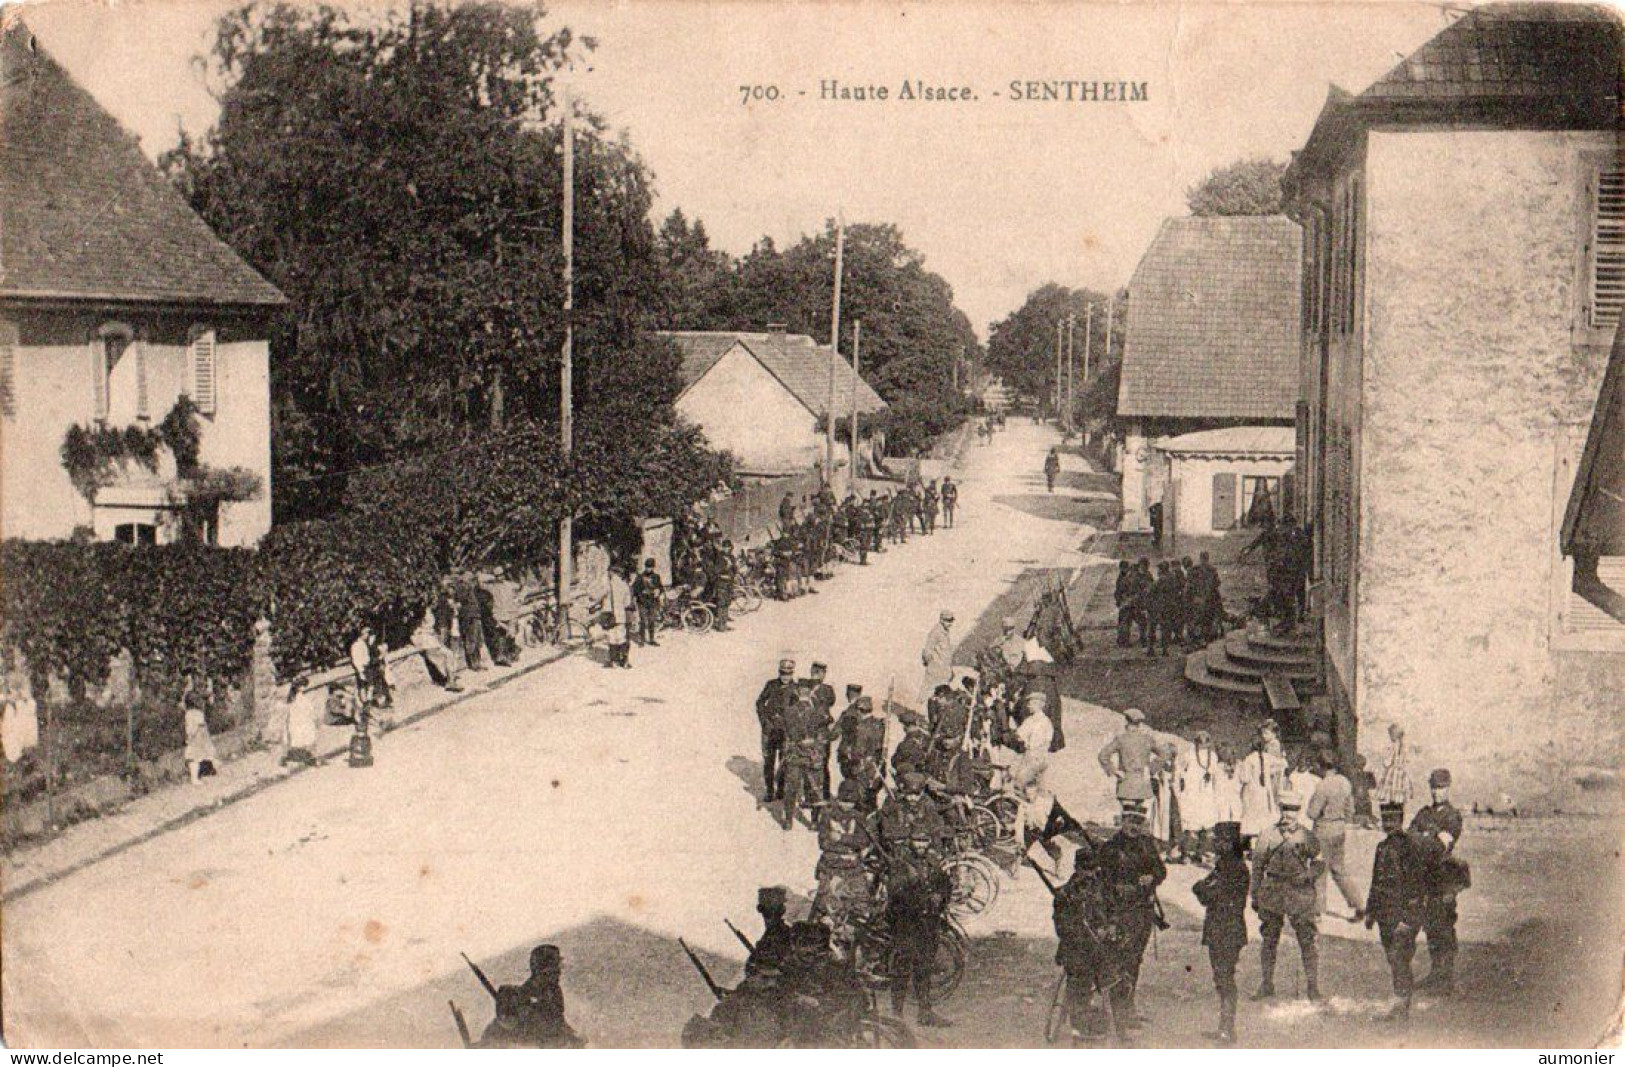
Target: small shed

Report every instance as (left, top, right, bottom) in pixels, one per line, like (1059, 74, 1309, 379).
(1154, 425, 1296, 537)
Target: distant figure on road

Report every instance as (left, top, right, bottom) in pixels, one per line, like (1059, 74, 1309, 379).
(919, 610, 955, 706)
(940, 476, 958, 528)
(595, 565, 633, 669)
(1044, 448, 1061, 493)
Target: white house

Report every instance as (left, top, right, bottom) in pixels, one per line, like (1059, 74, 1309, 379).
(0, 22, 285, 547)
(1154, 426, 1297, 540)
(663, 329, 888, 480)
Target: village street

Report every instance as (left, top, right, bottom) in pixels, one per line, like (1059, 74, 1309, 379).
(3, 420, 1097, 1048)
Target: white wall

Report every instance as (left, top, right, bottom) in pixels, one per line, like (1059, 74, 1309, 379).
(1164, 453, 1294, 537)
(675, 344, 822, 475)
(0, 308, 273, 546)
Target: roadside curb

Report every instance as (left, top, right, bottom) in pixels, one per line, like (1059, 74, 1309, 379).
(2, 645, 575, 904)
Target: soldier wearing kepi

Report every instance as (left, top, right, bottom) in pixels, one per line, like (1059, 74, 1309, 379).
(1192, 821, 1249, 1045)
(1052, 849, 1116, 1044)
(745, 887, 796, 977)
(813, 779, 874, 934)
(1095, 798, 1166, 1030)
(884, 828, 954, 1028)
(1250, 790, 1323, 1002)
(1409, 767, 1467, 994)
(755, 660, 797, 803)
(1365, 801, 1437, 1020)
(477, 945, 586, 1048)
(836, 695, 886, 810)
(781, 690, 831, 830)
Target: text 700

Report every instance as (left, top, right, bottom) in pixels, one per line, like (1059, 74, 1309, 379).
(739, 85, 781, 104)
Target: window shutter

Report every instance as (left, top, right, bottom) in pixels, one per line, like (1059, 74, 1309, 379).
(190, 328, 217, 414)
(1590, 169, 1625, 330)
(91, 337, 108, 420)
(134, 340, 149, 420)
(1568, 556, 1625, 633)
(1211, 472, 1237, 531)
(0, 319, 16, 417)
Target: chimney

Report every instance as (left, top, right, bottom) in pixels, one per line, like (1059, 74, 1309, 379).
(766, 323, 788, 340)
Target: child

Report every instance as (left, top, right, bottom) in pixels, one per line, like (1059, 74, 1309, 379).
(1192, 821, 1249, 1045)
(183, 701, 219, 782)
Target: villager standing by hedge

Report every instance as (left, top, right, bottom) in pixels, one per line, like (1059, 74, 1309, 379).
(456, 574, 485, 672)
(280, 678, 322, 767)
(183, 699, 219, 782)
(596, 565, 633, 669)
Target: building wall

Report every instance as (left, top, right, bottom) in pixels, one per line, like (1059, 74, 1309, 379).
(0, 307, 273, 546)
(675, 345, 822, 475)
(1357, 129, 1623, 803)
(1161, 452, 1295, 537)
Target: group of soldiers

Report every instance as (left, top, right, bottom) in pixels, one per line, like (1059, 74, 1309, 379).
(1113, 553, 1228, 655)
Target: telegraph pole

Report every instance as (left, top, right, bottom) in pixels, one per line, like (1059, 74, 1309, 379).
(1054, 318, 1063, 423)
(1083, 301, 1094, 385)
(825, 216, 845, 486)
(1064, 314, 1076, 432)
(557, 83, 575, 621)
(1103, 294, 1115, 367)
(850, 320, 862, 477)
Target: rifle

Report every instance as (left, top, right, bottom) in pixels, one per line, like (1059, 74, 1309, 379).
(461, 952, 498, 1000)
(678, 937, 726, 1002)
(449, 1000, 472, 1048)
(724, 918, 755, 953)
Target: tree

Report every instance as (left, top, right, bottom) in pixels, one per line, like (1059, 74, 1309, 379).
(984, 284, 1122, 409)
(1185, 157, 1287, 217)
(163, 1, 684, 521)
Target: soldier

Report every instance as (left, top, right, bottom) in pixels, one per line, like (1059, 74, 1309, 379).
(803, 663, 837, 798)
(783, 922, 867, 1046)
(1362, 801, 1435, 1020)
(711, 542, 736, 632)
(940, 475, 958, 528)
(923, 732, 981, 820)
(1409, 767, 1466, 994)
(919, 610, 955, 707)
(1197, 551, 1224, 642)
(814, 779, 874, 929)
(878, 770, 947, 851)
(930, 685, 970, 747)
(755, 660, 796, 803)
(477, 944, 585, 1048)
(681, 962, 787, 1048)
(921, 480, 939, 534)
(884, 829, 954, 1027)
(746, 887, 796, 977)
(1192, 822, 1249, 1045)
(782, 691, 830, 830)
(1098, 708, 1165, 807)
(866, 491, 886, 553)
(1250, 790, 1323, 1001)
(1095, 799, 1166, 1029)
(1114, 561, 1136, 647)
(1044, 448, 1061, 493)
(836, 695, 887, 809)
(1052, 848, 1115, 1044)
(890, 716, 933, 781)
(631, 558, 665, 647)
(779, 492, 797, 531)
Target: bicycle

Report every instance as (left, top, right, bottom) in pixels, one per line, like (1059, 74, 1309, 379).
(658, 589, 715, 634)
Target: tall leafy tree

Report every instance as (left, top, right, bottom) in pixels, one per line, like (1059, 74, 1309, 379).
(1186, 156, 1287, 217)
(985, 284, 1122, 409)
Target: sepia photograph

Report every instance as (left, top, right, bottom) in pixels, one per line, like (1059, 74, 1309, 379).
(0, 0, 1621, 1050)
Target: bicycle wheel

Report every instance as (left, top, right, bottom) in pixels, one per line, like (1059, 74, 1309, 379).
(660, 604, 683, 633)
(733, 586, 763, 615)
(929, 923, 967, 1002)
(1043, 974, 1069, 1044)
(682, 603, 714, 634)
(946, 856, 996, 918)
(986, 796, 1021, 842)
(966, 804, 1002, 848)
(856, 1013, 917, 1049)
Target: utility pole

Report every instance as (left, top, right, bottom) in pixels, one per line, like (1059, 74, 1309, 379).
(1103, 294, 1115, 368)
(1054, 318, 1064, 423)
(1083, 301, 1094, 385)
(557, 83, 575, 622)
(1064, 314, 1076, 432)
(850, 320, 862, 478)
(825, 215, 845, 486)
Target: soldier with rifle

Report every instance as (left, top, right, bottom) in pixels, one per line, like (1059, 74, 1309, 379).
(836, 695, 887, 811)
(782, 921, 868, 1046)
(884, 828, 954, 1028)
(746, 886, 796, 977)
(1032, 852, 1120, 1045)
(755, 660, 797, 804)
(464, 945, 585, 1048)
(1192, 821, 1249, 1045)
(1094, 798, 1166, 1030)
(781, 689, 831, 830)
(680, 951, 789, 1048)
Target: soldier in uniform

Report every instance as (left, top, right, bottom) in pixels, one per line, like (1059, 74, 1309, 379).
(866, 491, 886, 553)
(1409, 767, 1465, 994)
(710, 542, 736, 631)
(803, 663, 837, 799)
(921, 480, 939, 534)
(755, 660, 796, 803)
(782, 691, 830, 830)
(884, 829, 954, 1027)
(631, 558, 664, 647)
(814, 779, 875, 932)
(836, 695, 887, 810)
(477, 944, 585, 1048)
(878, 770, 947, 852)
(940, 476, 958, 528)
(1044, 448, 1061, 493)
(1052, 848, 1115, 1043)
(746, 887, 796, 977)
(1095, 798, 1166, 1028)
(1192, 822, 1249, 1045)
(682, 962, 788, 1048)
(890, 716, 933, 781)
(1250, 790, 1323, 1001)
(1364, 800, 1436, 1020)
(783, 922, 867, 1046)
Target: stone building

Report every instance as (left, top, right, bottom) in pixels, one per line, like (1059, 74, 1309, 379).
(1282, 2, 1624, 804)
(0, 22, 285, 546)
(663, 329, 887, 482)
(1115, 216, 1301, 532)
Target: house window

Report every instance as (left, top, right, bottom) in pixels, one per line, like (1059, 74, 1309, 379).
(1585, 166, 1625, 332)
(189, 326, 218, 415)
(1241, 475, 1282, 527)
(92, 322, 141, 422)
(0, 318, 16, 418)
(113, 522, 158, 546)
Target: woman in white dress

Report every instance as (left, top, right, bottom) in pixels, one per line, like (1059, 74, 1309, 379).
(1214, 745, 1245, 825)
(1238, 738, 1285, 837)
(1175, 730, 1222, 860)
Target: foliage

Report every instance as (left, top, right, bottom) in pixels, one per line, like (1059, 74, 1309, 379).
(157, 396, 203, 475)
(984, 284, 1124, 410)
(0, 541, 262, 702)
(162, 0, 693, 521)
(1186, 157, 1287, 217)
(60, 424, 164, 502)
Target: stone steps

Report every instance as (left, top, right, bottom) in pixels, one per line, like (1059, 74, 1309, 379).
(1184, 648, 1263, 696)
(1205, 641, 1319, 683)
(1222, 633, 1319, 670)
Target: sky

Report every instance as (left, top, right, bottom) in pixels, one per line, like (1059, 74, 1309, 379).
(20, 0, 1453, 335)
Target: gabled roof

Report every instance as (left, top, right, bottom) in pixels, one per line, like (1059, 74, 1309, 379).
(0, 21, 285, 308)
(1563, 325, 1625, 557)
(1286, 4, 1621, 185)
(1116, 216, 1301, 421)
(662, 330, 888, 418)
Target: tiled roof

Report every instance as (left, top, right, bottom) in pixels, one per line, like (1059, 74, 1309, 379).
(1116, 216, 1301, 420)
(1155, 425, 1296, 457)
(1360, 3, 1620, 118)
(1563, 325, 1624, 556)
(0, 21, 285, 307)
(662, 330, 889, 418)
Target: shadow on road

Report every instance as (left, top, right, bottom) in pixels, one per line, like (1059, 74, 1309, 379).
(991, 494, 1109, 525)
